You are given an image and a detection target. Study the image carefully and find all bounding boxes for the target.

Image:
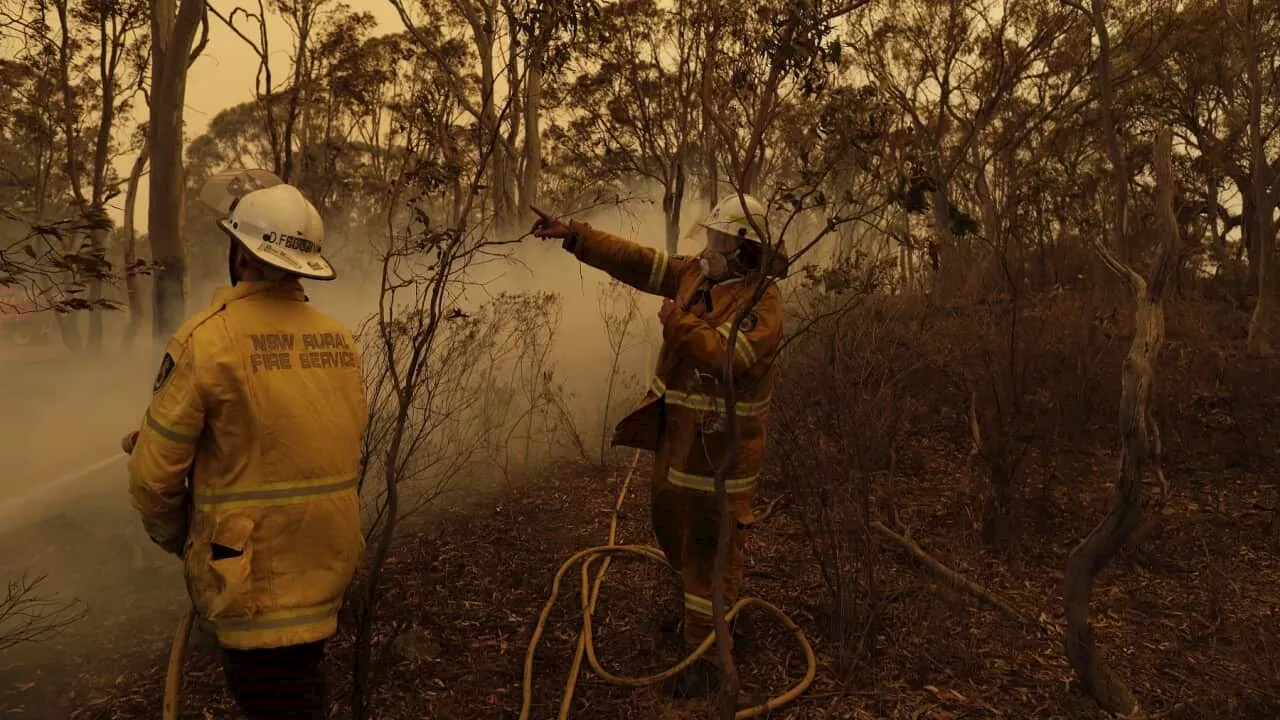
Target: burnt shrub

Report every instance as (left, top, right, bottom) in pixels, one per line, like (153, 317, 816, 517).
(770, 287, 921, 674)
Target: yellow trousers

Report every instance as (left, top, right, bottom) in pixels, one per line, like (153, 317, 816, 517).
(651, 452, 754, 649)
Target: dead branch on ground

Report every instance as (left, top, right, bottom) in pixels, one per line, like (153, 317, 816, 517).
(871, 521, 1030, 625)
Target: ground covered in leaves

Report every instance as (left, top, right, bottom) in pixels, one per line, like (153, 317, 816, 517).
(5, 428, 1277, 719)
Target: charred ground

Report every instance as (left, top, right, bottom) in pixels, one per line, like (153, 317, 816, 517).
(2, 294, 1277, 719)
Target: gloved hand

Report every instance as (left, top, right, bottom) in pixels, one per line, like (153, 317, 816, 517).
(530, 204, 586, 254)
(529, 204, 573, 239)
(158, 532, 186, 557)
(121, 430, 139, 454)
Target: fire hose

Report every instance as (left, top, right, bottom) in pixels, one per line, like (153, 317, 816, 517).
(163, 604, 195, 720)
(107, 431, 194, 720)
(162, 489, 195, 720)
(518, 450, 816, 719)
(159, 450, 816, 719)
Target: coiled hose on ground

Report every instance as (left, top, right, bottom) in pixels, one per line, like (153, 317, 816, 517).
(161, 451, 816, 719)
(518, 450, 816, 719)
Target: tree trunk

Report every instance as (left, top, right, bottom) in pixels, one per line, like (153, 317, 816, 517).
(973, 393, 1018, 551)
(1232, 175, 1260, 292)
(87, 225, 109, 351)
(1207, 172, 1227, 270)
(149, 0, 206, 348)
(900, 205, 913, 287)
(56, 313, 83, 353)
(123, 142, 151, 349)
(352, 413, 405, 720)
(710, 298, 764, 720)
(929, 180, 959, 298)
(663, 164, 685, 254)
(699, 9, 719, 210)
(972, 163, 1003, 298)
(476, 29, 507, 225)
(502, 8, 521, 228)
(520, 60, 542, 223)
(1063, 128, 1181, 720)
(55, 0, 84, 206)
(54, 0, 86, 356)
(1246, 217, 1276, 355)
(1063, 292, 1157, 719)
(85, 0, 124, 356)
(280, 2, 315, 186)
(1243, 0, 1277, 356)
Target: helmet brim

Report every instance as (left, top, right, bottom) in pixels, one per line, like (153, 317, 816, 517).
(218, 219, 337, 281)
(200, 168, 284, 215)
(697, 222, 763, 243)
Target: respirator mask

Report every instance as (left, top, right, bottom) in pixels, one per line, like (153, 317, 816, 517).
(698, 231, 743, 281)
(699, 249, 734, 281)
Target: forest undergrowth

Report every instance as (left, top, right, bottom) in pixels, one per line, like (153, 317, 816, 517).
(2, 292, 1276, 720)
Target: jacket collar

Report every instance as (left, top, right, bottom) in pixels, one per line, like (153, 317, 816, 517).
(212, 279, 308, 307)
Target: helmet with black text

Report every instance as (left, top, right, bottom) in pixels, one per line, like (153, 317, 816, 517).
(218, 183, 336, 281)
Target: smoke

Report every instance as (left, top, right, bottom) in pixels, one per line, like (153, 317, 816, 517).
(0, 187, 716, 701)
(341, 194, 709, 516)
(0, 336, 183, 678)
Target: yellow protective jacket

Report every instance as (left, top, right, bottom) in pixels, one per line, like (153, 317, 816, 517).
(564, 222, 782, 494)
(128, 280, 368, 650)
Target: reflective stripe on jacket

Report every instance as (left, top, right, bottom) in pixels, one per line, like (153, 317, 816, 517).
(127, 280, 368, 650)
(565, 222, 782, 495)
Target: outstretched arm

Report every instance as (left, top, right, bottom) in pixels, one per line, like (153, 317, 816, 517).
(564, 221, 687, 298)
(530, 204, 686, 298)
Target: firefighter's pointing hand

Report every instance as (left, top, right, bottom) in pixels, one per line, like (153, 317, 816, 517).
(529, 205, 574, 239)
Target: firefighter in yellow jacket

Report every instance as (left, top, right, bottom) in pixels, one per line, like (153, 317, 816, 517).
(531, 194, 786, 697)
(123, 177, 367, 719)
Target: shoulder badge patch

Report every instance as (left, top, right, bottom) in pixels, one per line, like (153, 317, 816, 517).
(740, 312, 758, 333)
(153, 353, 175, 393)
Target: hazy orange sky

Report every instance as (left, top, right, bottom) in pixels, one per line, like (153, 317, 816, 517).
(112, 0, 404, 231)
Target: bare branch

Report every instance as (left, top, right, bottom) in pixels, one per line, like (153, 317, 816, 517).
(871, 521, 1030, 625)
(0, 573, 87, 652)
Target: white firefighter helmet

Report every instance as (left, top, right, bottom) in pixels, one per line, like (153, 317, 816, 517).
(217, 184, 336, 281)
(699, 193, 769, 243)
